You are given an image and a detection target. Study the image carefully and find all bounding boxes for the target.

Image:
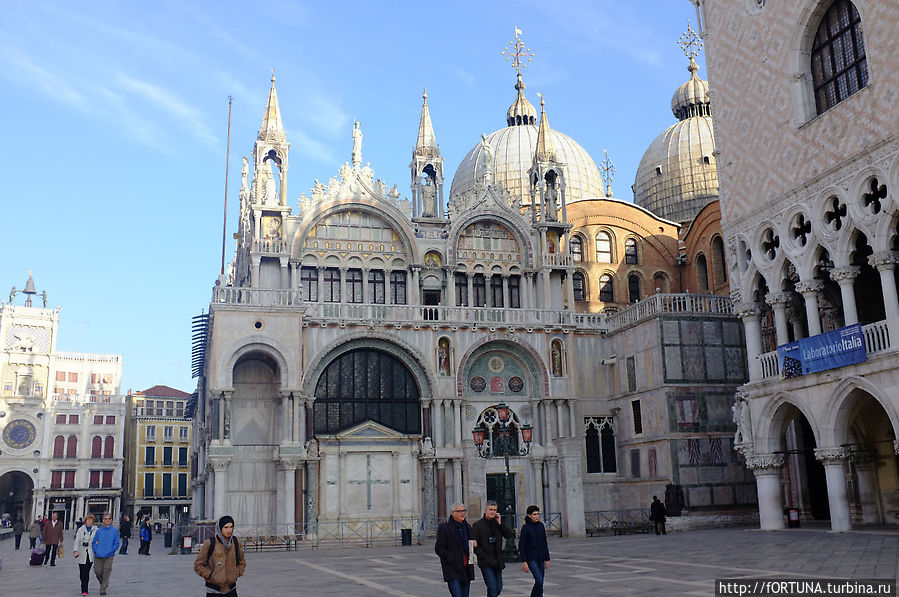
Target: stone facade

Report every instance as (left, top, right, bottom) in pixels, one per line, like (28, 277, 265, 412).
(698, 0, 899, 530)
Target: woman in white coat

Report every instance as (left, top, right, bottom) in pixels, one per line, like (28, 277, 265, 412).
(72, 514, 98, 596)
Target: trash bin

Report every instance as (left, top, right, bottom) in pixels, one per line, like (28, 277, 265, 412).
(400, 528, 412, 546)
(164, 530, 173, 548)
(787, 508, 800, 528)
(181, 536, 193, 555)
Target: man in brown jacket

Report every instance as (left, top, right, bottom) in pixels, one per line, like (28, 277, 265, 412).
(194, 515, 246, 596)
(42, 511, 64, 566)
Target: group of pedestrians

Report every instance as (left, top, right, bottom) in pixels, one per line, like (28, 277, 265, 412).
(435, 501, 550, 597)
(72, 512, 120, 595)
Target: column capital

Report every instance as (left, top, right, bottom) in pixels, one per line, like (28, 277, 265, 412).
(829, 265, 860, 284)
(745, 453, 784, 474)
(849, 450, 878, 467)
(894, 440, 899, 456)
(814, 446, 849, 463)
(795, 280, 824, 295)
(735, 302, 762, 320)
(208, 455, 232, 472)
(869, 251, 899, 271)
(729, 287, 742, 304)
(765, 292, 793, 308)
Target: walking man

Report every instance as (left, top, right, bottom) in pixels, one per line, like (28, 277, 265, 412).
(13, 515, 25, 550)
(435, 503, 476, 597)
(91, 513, 121, 595)
(118, 515, 131, 555)
(519, 506, 550, 597)
(650, 496, 667, 535)
(42, 511, 64, 566)
(28, 518, 42, 549)
(471, 501, 513, 597)
(194, 515, 246, 597)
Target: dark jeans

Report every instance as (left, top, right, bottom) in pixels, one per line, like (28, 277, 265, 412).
(480, 567, 503, 597)
(207, 590, 237, 597)
(526, 560, 545, 597)
(29, 537, 37, 549)
(14, 534, 22, 549)
(139, 540, 150, 554)
(79, 560, 93, 593)
(119, 537, 129, 554)
(43, 544, 58, 565)
(447, 579, 471, 597)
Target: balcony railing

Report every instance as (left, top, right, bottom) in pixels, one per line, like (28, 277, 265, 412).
(543, 253, 572, 267)
(603, 293, 733, 333)
(252, 239, 289, 254)
(52, 394, 126, 404)
(756, 319, 892, 380)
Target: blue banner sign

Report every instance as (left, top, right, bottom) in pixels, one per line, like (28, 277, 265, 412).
(777, 323, 866, 378)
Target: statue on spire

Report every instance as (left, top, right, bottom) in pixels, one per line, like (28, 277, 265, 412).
(479, 134, 494, 185)
(351, 121, 363, 167)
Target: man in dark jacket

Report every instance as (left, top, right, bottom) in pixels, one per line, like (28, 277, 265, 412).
(435, 503, 476, 597)
(471, 501, 513, 597)
(650, 496, 667, 535)
(118, 515, 131, 554)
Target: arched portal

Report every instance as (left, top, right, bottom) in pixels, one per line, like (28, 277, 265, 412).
(0, 471, 34, 523)
(772, 404, 829, 521)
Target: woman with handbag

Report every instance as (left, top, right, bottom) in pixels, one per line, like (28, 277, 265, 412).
(72, 514, 98, 596)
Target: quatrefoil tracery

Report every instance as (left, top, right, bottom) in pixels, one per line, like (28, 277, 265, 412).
(824, 196, 847, 231)
(791, 214, 811, 246)
(862, 177, 887, 215)
(761, 228, 780, 260)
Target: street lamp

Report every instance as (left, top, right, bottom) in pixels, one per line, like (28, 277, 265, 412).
(472, 401, 532, 563)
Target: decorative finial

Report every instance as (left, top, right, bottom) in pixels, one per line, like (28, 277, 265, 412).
(423, 88, 428, 102)
(538, 92, 545, 108)
(271, 68, 276, 83)
(679, 22, 703, 72)
(501, 27, 534, 78)
(600, 150, 616, 198)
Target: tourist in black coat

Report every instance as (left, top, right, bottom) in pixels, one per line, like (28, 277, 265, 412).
(518, 506, 550, 597)
(435, 503, 476, 597)
(471, 501, 513, 597)
(650, 495, 667, 535)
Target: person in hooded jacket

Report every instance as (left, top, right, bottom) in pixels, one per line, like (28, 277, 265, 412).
(470, 501, 513, 597)
(72, 514, 98, 596)
(194, 515, 246, 597)
(518, 506, 550, 597)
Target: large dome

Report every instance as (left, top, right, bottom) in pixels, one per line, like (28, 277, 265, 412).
(450, 124, 605, 206)
(633, 60, 718, 224)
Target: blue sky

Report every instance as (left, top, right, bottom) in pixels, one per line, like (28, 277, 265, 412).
(0, 0, 705, 394)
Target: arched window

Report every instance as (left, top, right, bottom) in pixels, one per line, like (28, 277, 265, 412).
(572, 272, 586, 302)
(66, 435, 78, 459)
(550, 339, 565, 377)
(53, 435, 65, 458)
(653, 273, 670, 294)
(104, 436, 115, 458)
(91, 435, 102, 458)
(624, 238, 639, 265)
(595, 231, 613, 263)
(599, 274, 614, 303)
(570, 236, 583, 262)
(490, 275, 504, 308)
(313, 348, 421, 435)
(585, 416, 617, 474)
(628, 274, 641, 303)
(696, 254, 710, 291)
(811, 0, 868, 115)
(712, 236, 728, 286)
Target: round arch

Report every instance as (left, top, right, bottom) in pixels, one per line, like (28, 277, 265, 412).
(823, 376, 899, 448)
(446, 210, 535, 267)
(456, 336, 549, 398)
(218, 338, 292, 390)
(755, 392, 822, 455)
(0, 469, 36, 522)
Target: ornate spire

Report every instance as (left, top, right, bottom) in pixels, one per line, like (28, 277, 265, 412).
(600, 150, 615, 198)
(503, 28, 537, 127)
(415, 88, 439, 157)
(534, 93, 556, 163)
(259, 69, 286, 142)
(679, 22, 703, 74)
(672, 22, 711, 120)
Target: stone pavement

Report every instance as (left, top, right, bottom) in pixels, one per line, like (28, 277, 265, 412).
(0, 526, 896, 596)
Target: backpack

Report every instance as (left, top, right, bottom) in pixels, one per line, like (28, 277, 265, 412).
(205, 536, 241, 568)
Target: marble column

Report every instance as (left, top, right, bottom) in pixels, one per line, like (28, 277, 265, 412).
(453, 459, 463, 505)
(830, 266, 860, 326)
(209, 457, 231, 520)
(542, 400, 553, 443)
(434, 399, 445, 449)
(541, 270, 551, 310)
(281, 393, 291, 443)
(547, 458, 560, 516)
(305, 461, 319, 536)
(446, 268, 456, 307)
(452, 400, 462, 447)
(795, 280, 824, 337)
(737, 303, 764, 380)
(251, 256, 261, 288)
(421, 457, 436, 532)
(565, 271, 575, 310)
(746, 453, 785, 530)
(437, 460, 447, 519)
(870, 252, 899, 340)
(279, 257, 290, 289)
(411, 267, 421, 305)
(316, 267, 325, 303)
(765, 292, 792, 346)
(392, 451, 400, 518)
(567, 400, 577, 438)
(502, 275, 510, 309)
(467, 274, 474, 307)
(555, 401, 565, 438)
(815, 447, 852, 532)
(280, 460, 298, 531)
(532, 459, 545, 512)
(75, 495, 85, 522)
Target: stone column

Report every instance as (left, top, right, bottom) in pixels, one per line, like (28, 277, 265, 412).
(467, 274, 474, 307)
(795, 280, 824, 337)
(317, 267, 325, 303)
(815, 447, 852, 532)
(437, 460, 447, 520)
(280, 459, 298, 531)
(555, 401, 565, 438)
(765, 292, 792, 346)
(223, 392, 232, 441)
(541, 270, 551, 310)
(411, 267, 421, 305)
(870, 252, 899, 339)
(339, 268, 347, 303)
(434, 399, 445, 449)
(453, 459, 463, 505)
(251, 256, 261, 288)
(830, 266, 860, 326)
(279, 257, 290, 289)
(446, 268, 456, 307)
(542, 400, 553, 443)
(502, 274, 510, 309)
(746, 453, 785, 530)
(737, 303, 764, 380)
(75, 495, 85, 522)
(281, 393, 291, 443)
(532, 459, 545, 512)
(362, 268, 369, 304)
(296, 397, 306, 445)
(209, 456, 232, 521)
(305, 460, 319, 537)
(565, 271, 575, 310)
(547, 458, 560, 516)
(452, 400, 462, 447)
(392, 451, 401, 518)
(567, 399, 577, 437)
(421, 457, 436, 531)
(852, 451, 882, 524)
